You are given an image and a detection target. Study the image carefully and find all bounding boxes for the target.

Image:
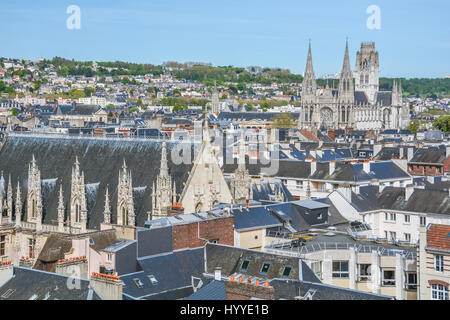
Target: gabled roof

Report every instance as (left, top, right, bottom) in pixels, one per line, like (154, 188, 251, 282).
(409, 148, 447, 164)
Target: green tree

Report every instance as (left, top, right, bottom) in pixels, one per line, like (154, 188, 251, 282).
(271, 113, 296, 128)
(407, 120, 421, 137)
(432, 115, 450, 134)
(84, 86, 95, 97)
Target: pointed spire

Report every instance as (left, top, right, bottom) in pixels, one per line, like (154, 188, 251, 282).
(122, 158, 127, 170)
(341, 39, 351, 74)
(393, 80, 397, 94)
(15, 180, 22, 225)
(305, 40, 315, 78)
(160, 139, 169, 177)
(104, 186, 111, 224)
(58, 184, 64, 210)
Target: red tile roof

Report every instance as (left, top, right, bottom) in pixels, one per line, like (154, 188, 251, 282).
(427, 224, 450, 251)
(298, 130, 319, 142)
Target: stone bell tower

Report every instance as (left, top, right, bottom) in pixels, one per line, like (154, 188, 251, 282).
(354, 42, 379, 104)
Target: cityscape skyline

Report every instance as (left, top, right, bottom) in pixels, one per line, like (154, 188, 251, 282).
(1, 0, 449, 78)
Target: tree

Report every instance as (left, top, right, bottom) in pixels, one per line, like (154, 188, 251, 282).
(129, 107, 139, 114)
(136, 98, 144, 107)
(272, 113, 296, 128)
(432, 115, 450, 134)
(11, 108, 18, 116)
(84, 86, 95, 97)
(407, 120, 421, 137)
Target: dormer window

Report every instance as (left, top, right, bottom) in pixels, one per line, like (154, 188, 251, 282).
(260, 262, 271, 275)
(240, 260, 250, 272)
(282, 266, 292, 278)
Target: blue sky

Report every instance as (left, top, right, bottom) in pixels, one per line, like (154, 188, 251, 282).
(1, 0, 449, 78)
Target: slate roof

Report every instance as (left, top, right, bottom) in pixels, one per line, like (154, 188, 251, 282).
(375, 91, 392, 106)
(270, 279, 392, 300)
(204, 243, 318, 282)
(349, 186, 450, 215)
(354, 91, 369, 104)
(121, 247, 205, 300)
(426, 224, 450, 251)
(217, 112, 300, 122)
(409, 148, 448, 164)
(0, 267, 101, 300)
(184, 280, 226, 300)
(0, 134, 196, 229)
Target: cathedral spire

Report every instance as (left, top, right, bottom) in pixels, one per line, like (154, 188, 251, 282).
(104, 186, 111, 224)
(15, 180, 22, 226)
(160, 139, 169, 177)
(303, 40, 317, 95)
(6, 174, 12, 221)
(57, 184, 65, 232)
(338, 40, 354, 103)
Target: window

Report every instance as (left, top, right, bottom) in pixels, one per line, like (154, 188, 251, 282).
(209, 239, 219, 244)
(311, 261, 322, 279)
(389, 213, 396, 221)
(405, 273, 417, 290)
(431, 284, 449, 300)
(434, 255, 444, 272)
(296, 181, 303, 189)
(404, 233, 411, 242)
(282, 266, 292, 278)
(382, 270, 395, 286)
(28, 238, 36, 259)
(148, 275, 158, 285)
(133, 278, 144, 288)
(389, 231, 396, 241)
(332, 261, 349, 278)
(384, 231, 388, 239)
(106, 253, 112, 262)
(357, 264, 371, 282)
(260, 262, 271, 275)
(240, 260, 250, 272)
(420, 216, 426, 227)
(404, 215, 410, 223)
(0, 235, 5, 256)
(1, 289, 15, 299)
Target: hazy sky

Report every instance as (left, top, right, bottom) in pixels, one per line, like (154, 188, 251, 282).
(1, 0, 449, 78)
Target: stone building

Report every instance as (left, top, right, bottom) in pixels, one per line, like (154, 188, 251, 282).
(298, 41, 410, 131)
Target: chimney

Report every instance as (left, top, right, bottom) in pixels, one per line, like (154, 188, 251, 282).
(329, 160, 335, 175)
(214, 267, 222, 281)
(0, 261, 13, 287)
(310, 160, 317, 175)
(407, 147, 414, 161)
(405, 184, 414, 201)
(338, 184, 352, 203)
(90, 272, 123, 300)
(399, 147, 404, 159)
(363, 160, 371, 174)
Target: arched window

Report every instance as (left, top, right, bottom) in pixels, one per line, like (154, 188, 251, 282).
(122, 207, 128, 226)
(75, 204, 81, 223)
(195, 202, 203, 213)
(32, 199, 36, 218)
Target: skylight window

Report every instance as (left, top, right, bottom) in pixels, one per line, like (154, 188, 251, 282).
(240, 260, 250, 272)
(133, 278, 144, 288)
(148, 275, 158, 285)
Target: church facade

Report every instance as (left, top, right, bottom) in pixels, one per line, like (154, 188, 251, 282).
(298, 41, 410, 131)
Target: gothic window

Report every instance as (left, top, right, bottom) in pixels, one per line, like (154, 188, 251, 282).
(360, 74, 364, 84)
(32, 199, 36, 218)
(365, 74, 369, 84)
(195, 202, 203, 213)
(75, 203, 81, 223)
(122, 207, 128, 226)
